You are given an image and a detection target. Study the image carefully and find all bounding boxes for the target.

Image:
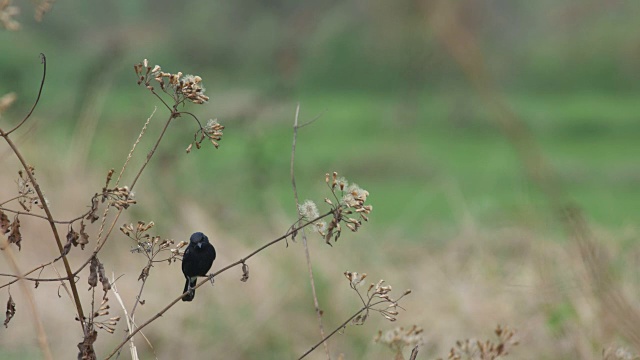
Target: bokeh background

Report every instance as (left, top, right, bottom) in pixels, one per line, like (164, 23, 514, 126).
(1, 0, 640, 359)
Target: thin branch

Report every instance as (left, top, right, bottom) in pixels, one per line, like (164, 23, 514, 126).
(4, 53, 46, 136)
(104, 212, 333, 360)
(111, 278, 140, 360)
(115, 107, 156, 187)
(0, 206, 92, 224)
(290, 103, 330, 359)
(129, 114, 174, 190)
(297, 108, 326, 129)
(298, 306, 367, 360)
(409, 345, 419, 360)
(0, 195, 22, 206)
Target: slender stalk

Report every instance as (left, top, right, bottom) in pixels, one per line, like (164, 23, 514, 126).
(4, 53, 46, 136)
(290, 103, 330, 359)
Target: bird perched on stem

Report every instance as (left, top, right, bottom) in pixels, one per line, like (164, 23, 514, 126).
(181, 232, 216, 302)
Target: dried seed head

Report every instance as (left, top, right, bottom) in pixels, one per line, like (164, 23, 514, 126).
(298, 200, 319, 220)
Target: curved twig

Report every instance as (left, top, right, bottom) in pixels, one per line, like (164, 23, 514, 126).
(4, 53, 47, 136)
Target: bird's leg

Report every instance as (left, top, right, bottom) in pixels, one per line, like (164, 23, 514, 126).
(208, 274, 215, 286)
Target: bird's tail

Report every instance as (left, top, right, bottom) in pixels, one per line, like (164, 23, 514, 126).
(182, 277, 197, 302)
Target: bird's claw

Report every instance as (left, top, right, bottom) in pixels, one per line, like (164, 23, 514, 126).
(208, 274, 215, 286)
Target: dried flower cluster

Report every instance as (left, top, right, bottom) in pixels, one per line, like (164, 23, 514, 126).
(120, 220, 185, 266)
(344, 271, 411, 325)
(91, 297, 120, 334)
(441, 325, 518, 360)
(0, 0, 20, 31)
(298, 172, 373, 245)
(187, 118, 225, 153)
(15, 167, 48, 211)
(374, 325, 425, 360)
(134, 59, 209, 105)
(102, 185, 135, 210)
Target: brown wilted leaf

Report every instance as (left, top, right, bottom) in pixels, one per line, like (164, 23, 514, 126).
(8, 215, 21, 250)
(85, 196, 99, 223)
(97, 258, 111, 297)
(78, 221, 89, 250)
(138, 264, 151, 282)
(4, 295, 15, 328)
(240, 262, 249, 282)
(77, 329, 97, 360)
(67, 225, 79, 251)
(88, 257, 98, 289)
(0, 210, 10, 234)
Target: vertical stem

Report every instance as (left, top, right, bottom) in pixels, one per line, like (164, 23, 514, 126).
(290, 103, 330, 359)
(0, 130, 86, 332)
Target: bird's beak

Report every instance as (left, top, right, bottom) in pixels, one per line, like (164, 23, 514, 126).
(197, 242, 202, 249)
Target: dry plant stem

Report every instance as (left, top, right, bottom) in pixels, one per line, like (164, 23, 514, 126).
(114, 107, 156, 186)
(290, 103, 330, 359)
(0, 206, 91, 224)
(0, 234, 54, 360)
(297, 306, 368, 360)
(0, 128, 86, 332)
(409, 346, 419, 360)
(111, 279, 139, 360)
(104, 212, 333, 360)
(130, 114, 174, 189)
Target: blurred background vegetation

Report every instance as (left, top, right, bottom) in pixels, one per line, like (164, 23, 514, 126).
(1, 0, 640, 359)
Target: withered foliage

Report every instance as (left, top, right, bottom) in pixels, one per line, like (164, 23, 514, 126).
(0, 210, 10, 234)
(77, 329, 97, 360)
(4, 294, 15, 328)
(65, 221, 90, 254)
(7, 215, 21, 250)
(240, 262, 250, 282)
(88, 257, 110, 298)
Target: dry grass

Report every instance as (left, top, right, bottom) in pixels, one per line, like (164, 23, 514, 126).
(2, 154, 639, 359)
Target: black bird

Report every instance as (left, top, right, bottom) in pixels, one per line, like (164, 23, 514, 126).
(181, 232, 216, 302)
